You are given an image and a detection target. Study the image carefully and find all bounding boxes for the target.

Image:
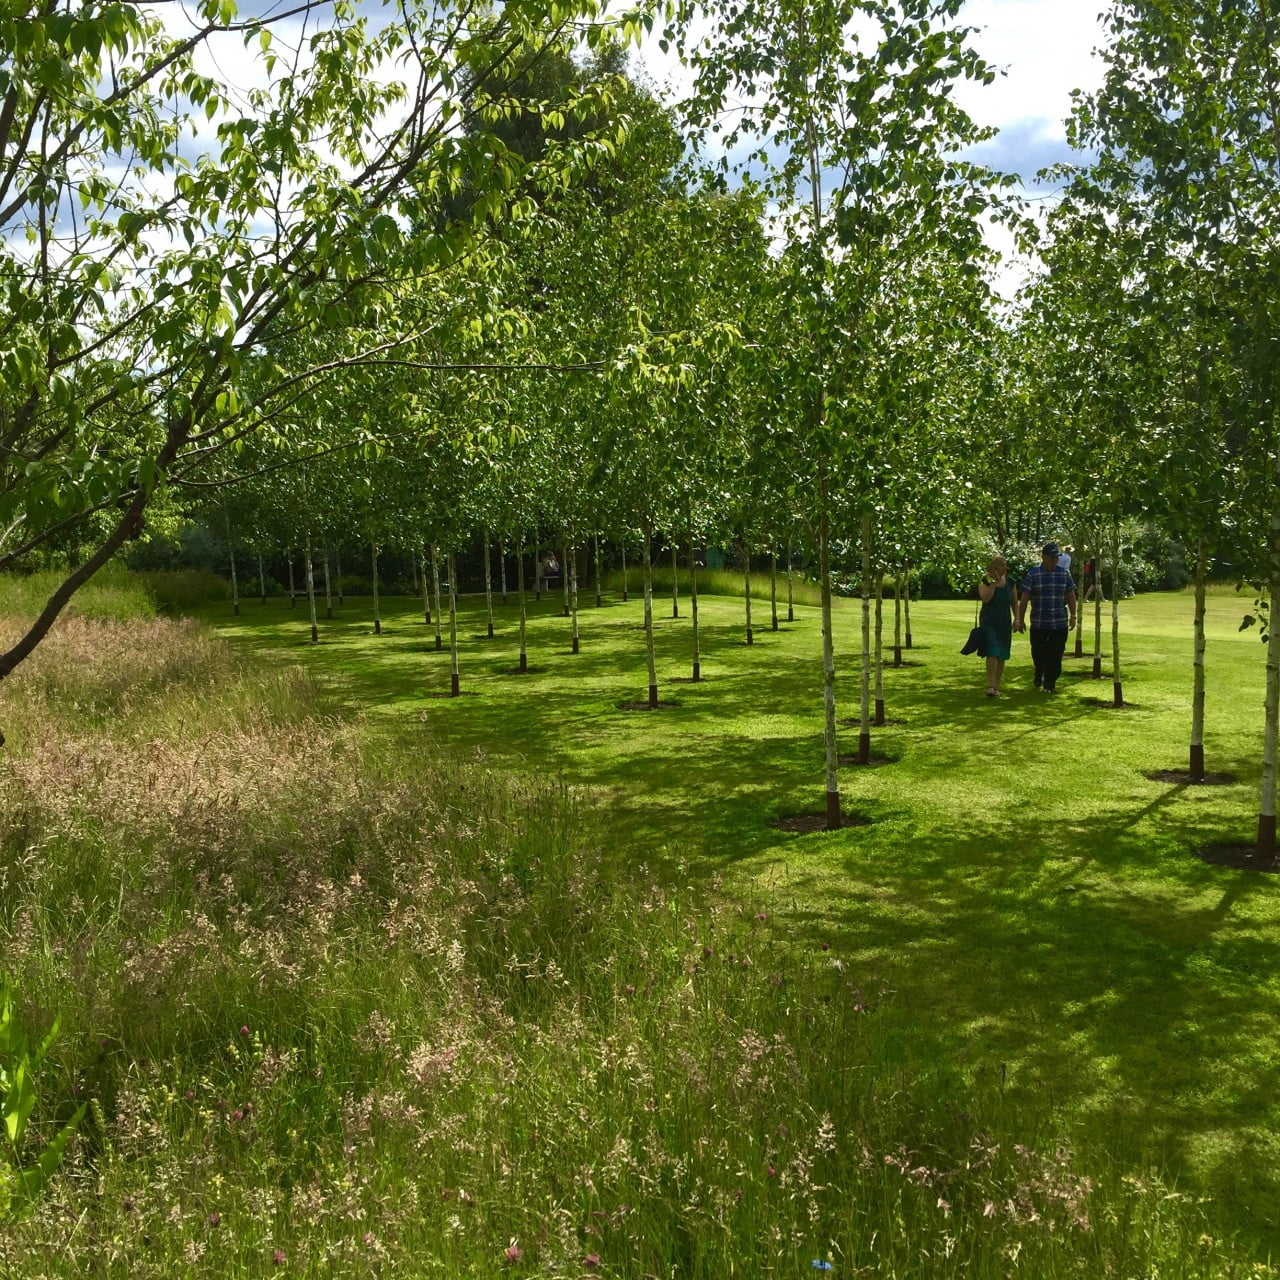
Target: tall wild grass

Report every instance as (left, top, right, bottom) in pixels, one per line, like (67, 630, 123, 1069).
(0, 602, 1262, 1276)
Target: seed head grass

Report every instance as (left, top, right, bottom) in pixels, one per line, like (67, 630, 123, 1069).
(0, 578, 1270, 1276)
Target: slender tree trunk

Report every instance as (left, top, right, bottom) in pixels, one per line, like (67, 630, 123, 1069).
(1259, 559, 1280, 859)
(1093, 564, 1105, 678)
(517, 538, 528, 673)
(770, 551, 779, 630)
(431, 545, 442, 651)
(690, 538, 701, 682)
(287, 549, 296, 608)
(370, 541, 381, 636)
(484, 535, 495, 638)
(410, 550, 420, 597)
(819, 477, 840, 829)
(904, 568, 913, 649)
(258, 553, 266, 605)
(1190, 541, 1207, 780)
(594, 533, 602, 607)
(893, 572, 903, 666)
(744, 540, 753, 645)
(229, 546, 239, 617)
(874, 574, 885, 726)
(1110, 531, 1123, 707)
(671, 542, 679, 618)
(323, 549, 332, 619)
(335, 548, 344, 606)
(448, 552, 460, 696)
(787, 543, 795, 623)
(305, 538, 318, 645)
(535, 538, 543, 602)
(500, 542, 508, 606)
(421, 543, 431, 624)
(1073, 553, 1086, 657)
(859, 513, 872, 764)
(643, 528, 658, 708)
(621, 543, 629, 603)
(570, 539, 580, 654)
(562, 539, 571, 617)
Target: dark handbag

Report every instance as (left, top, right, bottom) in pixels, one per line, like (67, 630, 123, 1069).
(960, 625, 990, 657)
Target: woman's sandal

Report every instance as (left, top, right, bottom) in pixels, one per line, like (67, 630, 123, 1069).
(986, 688, 999, 698)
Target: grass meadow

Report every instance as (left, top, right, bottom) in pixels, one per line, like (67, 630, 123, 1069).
(0, 569, 1276, 1276)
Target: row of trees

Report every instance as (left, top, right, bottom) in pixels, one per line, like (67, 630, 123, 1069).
(1, 0, 1276, 849)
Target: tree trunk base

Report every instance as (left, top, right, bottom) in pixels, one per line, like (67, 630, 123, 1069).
(451, 673, 460, 697)
(435, 637, 442, 651)
(648, 684, 659, 710)
(745, 629, 754, 646)
(826, 789, 841, 830)
(234, 602, 240, 617)
(858, 732, 871, 765)
(572, 637, 580, 655)
(874, 700, 885, 726)
(787, 609, 794, 622)
(905, 632, 913, 649)
(672, 606, 679, 619)
(772, 617, 779, 631)
(519, 652, 528, 673)
(1073, 635, 1084, 658)
(692, 662, 701, 682)
(563, 606, 570, 618)
(1190, 743, 1205, 782)
(1258, 813, 1277, 859)
(1092, 657, 1103, 678)
(310, 625, 318, 645)
(487, 624, 494, 638)
(373, 620, 381, 636)
(326, 607, 332, 620)
(1113, 681, 1124, 708)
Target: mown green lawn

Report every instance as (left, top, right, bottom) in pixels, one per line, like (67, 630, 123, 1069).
(201, 583, 1279, 1250)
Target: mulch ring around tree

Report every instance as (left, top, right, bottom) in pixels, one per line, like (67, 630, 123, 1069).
(617, 699, 680, 711)
(770, 811, 872, 833)
(837, 753, 898, 768)
(1195, 843, 1280, 873)
(1145, 769, 1237, 786)
(1078, 697, 1141, 710)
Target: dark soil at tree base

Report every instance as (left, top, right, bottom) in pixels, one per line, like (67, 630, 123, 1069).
(839, 717, 906, 728)
(616, 700, 679, 711)
(1079, 697, 1140, 710)
(1144, 770, 1237, 786)
(770, 812, 872, 833)
(424, 690, 480, 699)
(836, 753, 897, 768)
(1195, 843, 1280, 873)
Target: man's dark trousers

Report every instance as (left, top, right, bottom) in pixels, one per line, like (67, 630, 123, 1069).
(1030, 627, 1068, 691)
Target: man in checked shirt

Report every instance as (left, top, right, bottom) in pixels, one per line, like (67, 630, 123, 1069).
(1015, 541, 1078, 694)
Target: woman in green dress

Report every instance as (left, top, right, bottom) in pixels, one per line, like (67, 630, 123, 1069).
(977, 555, 1015, 697)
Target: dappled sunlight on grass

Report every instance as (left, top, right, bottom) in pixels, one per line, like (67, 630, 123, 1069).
(201, 585, 1280, 1247)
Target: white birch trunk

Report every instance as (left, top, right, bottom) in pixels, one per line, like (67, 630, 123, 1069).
(484, 535, 494, 638)
(431, 544, 442, 651)
(287, 549, 296, 608)
(1110, 532, 1123, 707)
(859, 512, 872, 763)
(786, 543, 795, 623)
(421, 543, 431, 624)
(770, 551, 779, 631)
(874, 573, 885, 725)
(819, 478, 840, 827)
(1191, 542, 1206, 780)
(305, 538, 318, 644)
(500, 542, 508, 606)
(448, 552, 460, 696)
(690, 539, 701, 682)
(671, 542, 679, 618)
(570, 541, 580, 654)
(643, 530, 658, 707)
(562, 540, 570, 617)
(517, 538, 528, 673)
(323, 549, 332, 619)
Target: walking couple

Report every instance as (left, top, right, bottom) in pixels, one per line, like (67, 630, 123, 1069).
(977, 542, 1077, 697)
